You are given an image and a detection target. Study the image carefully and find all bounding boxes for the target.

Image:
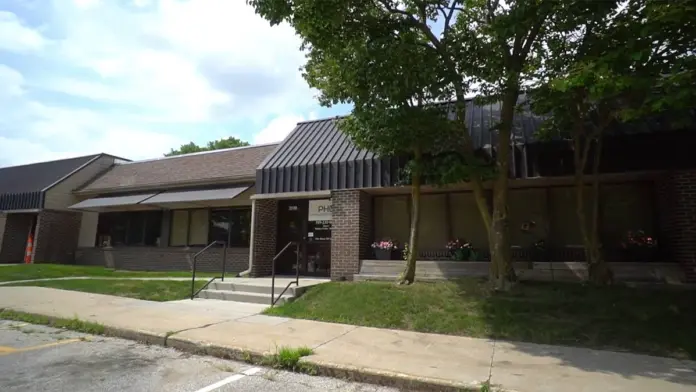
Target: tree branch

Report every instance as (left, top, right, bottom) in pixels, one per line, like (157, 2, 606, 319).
(519, 12, 547, 61)
(374, 0, 443, 51)
(442, 0, 459, 39)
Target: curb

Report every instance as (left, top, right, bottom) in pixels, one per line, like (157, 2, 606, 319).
(1, 310, 483, 392)
(165, 336, 482, 392)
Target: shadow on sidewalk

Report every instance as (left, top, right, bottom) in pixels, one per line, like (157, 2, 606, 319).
(455, 278, 696, 386)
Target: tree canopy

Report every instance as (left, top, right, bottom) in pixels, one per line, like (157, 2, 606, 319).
(165, 137, 250, 157)
(529, 0, 695, 284)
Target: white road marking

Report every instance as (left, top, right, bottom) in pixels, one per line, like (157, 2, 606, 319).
(242, 367, 261, 376)
(192, 367, 263, 392)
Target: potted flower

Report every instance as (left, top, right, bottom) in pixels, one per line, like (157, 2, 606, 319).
(371, 239, 399, 260)
(446, 238, 472, 261)
(621, 230, 658, 262)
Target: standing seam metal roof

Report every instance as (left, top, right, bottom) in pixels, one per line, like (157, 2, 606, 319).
(257, 99, 545, 194)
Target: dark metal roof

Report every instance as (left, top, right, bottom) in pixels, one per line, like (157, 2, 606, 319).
(69, 193, 158, 211)
(256, 99, 545, 194)
(0, 154, 104, 210)
(143, 185, 249, 205)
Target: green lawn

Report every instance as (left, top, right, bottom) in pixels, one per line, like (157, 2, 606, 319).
(0, 264, 215, 282)
(5, 279, 207, 301)
(265, 279, 696, 360)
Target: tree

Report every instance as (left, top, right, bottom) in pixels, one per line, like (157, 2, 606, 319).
(301, 3, 460, 284)
(165, 137, 249, 157)
(531, 0, 696, 284)
(250, 0, 571, 289)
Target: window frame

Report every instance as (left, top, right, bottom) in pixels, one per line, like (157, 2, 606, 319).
(169, 206, 252, 248)
(95, 210, 163, 247)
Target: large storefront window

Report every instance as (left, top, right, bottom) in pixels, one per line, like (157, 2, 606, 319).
(169, 207, 251, 247)
(209, 208, 251, 247)
(96, 211, 162, 247)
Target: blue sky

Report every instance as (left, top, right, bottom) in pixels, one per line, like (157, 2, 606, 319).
(0, 0, 350, 167)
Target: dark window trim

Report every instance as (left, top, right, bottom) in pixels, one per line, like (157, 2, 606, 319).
(96, 210, 163, 247)
(168, 206, 252, 248)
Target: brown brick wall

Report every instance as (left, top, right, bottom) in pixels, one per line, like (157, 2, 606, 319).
(33, 210, 82, 264)
(330, 190, 372, 280)
(250, 199, 277, 277)
(74, 246, 249, 273)
(0, 213, 34, 264)
(0, 213, 6, 252)
(657, 170, 696, 281)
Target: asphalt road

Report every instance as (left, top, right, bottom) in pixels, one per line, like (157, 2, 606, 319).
(0, 320, 399, 392)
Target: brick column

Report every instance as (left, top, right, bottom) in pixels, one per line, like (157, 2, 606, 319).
(250, 199, 278, 277)
(657, 170, 696, 281)
(0, 213, 33, 264)
(330, 190, 372, 281)
(0, 213, 6, 253)
(33, 210, 82, 264)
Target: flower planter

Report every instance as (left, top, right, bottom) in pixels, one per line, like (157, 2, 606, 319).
(374, 248, 395, 260)
(451, 248, 471, 261)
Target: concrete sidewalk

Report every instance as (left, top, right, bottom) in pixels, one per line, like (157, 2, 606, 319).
(0, 276, 209, 286)
(0, 287, 694, 392)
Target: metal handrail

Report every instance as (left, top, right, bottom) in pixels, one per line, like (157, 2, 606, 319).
(271, 241, 300, 307)
(190, 240, 227, 300)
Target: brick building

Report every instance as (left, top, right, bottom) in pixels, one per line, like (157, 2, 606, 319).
(252, 101, 696, 282)
(0, 154, 126, 264)
(3, 99, 694, 283)
(70, 144, 278, 274)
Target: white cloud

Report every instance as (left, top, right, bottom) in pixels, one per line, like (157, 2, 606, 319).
(254, 115, 305, 144)
(0, 64, 24, 97)
(0, 10, 48, 53)
(0, 64, 186, 166)
(0, 1, 318, 166)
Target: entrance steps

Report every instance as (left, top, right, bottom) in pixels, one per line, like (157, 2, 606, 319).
(195, 277, 329, 305)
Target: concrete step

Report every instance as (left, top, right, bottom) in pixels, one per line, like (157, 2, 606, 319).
(197, 289, 293, 305)
(208, 281, 305, 297)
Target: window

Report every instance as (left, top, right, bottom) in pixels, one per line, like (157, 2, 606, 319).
(209, 208, 252, 247)
(96, 211, 162, 247)
(188, 209, 209, 246)
(169, 207, 251, 248)
(170, 210, 189, 246)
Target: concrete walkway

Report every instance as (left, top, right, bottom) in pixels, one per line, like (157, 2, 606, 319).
(0, 276, 207, 286)
(0, 287, 694, 392)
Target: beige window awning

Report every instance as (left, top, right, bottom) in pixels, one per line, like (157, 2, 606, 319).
(141, 186, 250, 208)
(69, 193, 158, 212)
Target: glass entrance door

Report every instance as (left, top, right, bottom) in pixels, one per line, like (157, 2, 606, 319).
(276, 199, 331, 277)
(276, 200, 306, 275)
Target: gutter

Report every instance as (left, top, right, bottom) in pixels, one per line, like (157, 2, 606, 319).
(239, 199, 257, 277)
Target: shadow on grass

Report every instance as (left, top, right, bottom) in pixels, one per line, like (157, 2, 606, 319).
(457, 277, 696, 387)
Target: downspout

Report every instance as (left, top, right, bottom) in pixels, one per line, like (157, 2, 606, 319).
(238, 199, 256, 277)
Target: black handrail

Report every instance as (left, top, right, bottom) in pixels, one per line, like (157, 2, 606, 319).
(190, 240, 227, 300)
(271, 241, 300, 307)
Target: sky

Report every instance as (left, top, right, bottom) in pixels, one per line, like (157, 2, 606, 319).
(0, 0, 351, 167)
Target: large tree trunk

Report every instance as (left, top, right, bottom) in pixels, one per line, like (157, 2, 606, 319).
(489, 92, 517, 290)
(574, 136, 613, 285)
(399, 149, 422, 285)
(451, 94, 492, 232)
